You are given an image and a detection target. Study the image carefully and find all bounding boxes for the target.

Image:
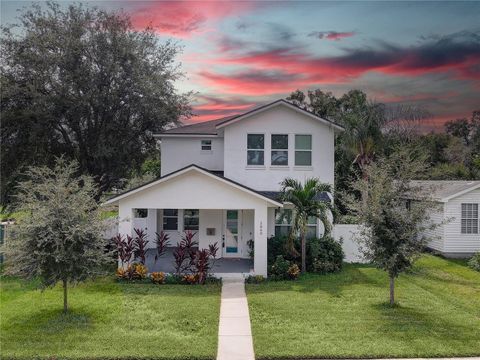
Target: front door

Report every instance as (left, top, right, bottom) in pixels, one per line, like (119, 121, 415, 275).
(223, 210, 242, 257)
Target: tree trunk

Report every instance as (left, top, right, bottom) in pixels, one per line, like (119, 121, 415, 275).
(63, 279, 68, 313)
(301, 232, 306, 273)
(389, 276, 395, 306)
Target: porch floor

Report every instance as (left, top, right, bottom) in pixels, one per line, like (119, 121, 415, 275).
(144, 248, 253, 274)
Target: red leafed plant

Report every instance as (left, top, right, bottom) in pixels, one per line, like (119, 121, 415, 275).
(173, 231, 198, 274)
(193, 249, 210, 284)
(124, 235, 135, 265)
(154, 231, 170, 262)
(133, 228, 149, 265)
(112, 233, 135, 266)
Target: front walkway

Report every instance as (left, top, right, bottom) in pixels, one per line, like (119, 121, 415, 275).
(217, 279, 255, 360)
(144, 248, 253, 274)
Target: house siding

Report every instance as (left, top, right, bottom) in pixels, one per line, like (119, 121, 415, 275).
(161, 137, 224, 176)
(425, 203, 446, 253)
(443, 188, 480, 254)
(223, 105, 335, 191)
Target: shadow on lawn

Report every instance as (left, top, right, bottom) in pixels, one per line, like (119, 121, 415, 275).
(248, 264, 386, 298)
(372, 302, 477, 343)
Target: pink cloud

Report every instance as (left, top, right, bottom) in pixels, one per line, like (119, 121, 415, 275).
(129, 1, 254, 38)
(308, 31, 356, 41)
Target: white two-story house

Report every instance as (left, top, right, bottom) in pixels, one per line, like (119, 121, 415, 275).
(105, 99, 344, 276)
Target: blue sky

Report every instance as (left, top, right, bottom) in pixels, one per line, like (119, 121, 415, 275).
(2, 1, 479, 129)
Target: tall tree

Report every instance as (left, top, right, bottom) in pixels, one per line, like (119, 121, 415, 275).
(4, 158, 109, 313)
(0, 2, 191, 204)
(346, 149, 441, 305)
(280, 178, 332, 273)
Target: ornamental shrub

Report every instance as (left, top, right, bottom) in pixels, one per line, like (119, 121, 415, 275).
(468, 252, 480, 272)
(307, 236, 344, 274)
(269, 255, 291, 280)
(150, 272, 166, 284)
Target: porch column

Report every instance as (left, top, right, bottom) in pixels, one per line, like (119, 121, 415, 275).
(254, 205, 268, 277)
(118, 203, 132, 268)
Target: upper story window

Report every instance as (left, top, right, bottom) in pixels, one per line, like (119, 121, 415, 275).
(295, 135, 312, 166)
(163, 209, 178, 231)
(201, 140, 212, 151)
(184, 209, 199, 231)
(247, 134, 264, 166)
(461, 203, 478, 234)
(271, 134, 288, 166)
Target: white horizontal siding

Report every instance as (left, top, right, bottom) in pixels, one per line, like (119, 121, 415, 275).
(444, 188, 480, 253)
(424, 203, 445, 252)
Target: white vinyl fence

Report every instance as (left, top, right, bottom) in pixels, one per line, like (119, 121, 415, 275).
(333, 224, 366, 263)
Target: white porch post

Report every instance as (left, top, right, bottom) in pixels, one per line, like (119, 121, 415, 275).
(254, 205, 268, 277)
(118, 203, 132, 268)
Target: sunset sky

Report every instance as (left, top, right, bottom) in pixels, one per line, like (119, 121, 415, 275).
(2, 1, 480, 130)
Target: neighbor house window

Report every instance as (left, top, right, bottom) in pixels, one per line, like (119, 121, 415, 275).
(461, 203, 478, 234)
(271, 134, 288, 166)
(163, 209, 178, 231)
(201, 140, 212, 151)
(184, 209, 199, 231)
(275, 209, 292, 237)
(133, 209, 148, 218)
(247, 134, 264, 166)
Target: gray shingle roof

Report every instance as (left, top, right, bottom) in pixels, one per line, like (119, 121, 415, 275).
(158, 99, 343, 136)
(410, 180, 480, 201)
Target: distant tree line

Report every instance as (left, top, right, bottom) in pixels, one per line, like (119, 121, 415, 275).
(286, 89, 480, 217)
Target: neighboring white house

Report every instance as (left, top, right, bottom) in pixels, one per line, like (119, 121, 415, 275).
(104, 99, 344, 276)
(411, 180, 480, 257)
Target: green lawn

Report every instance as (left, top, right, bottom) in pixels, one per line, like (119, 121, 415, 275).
(0, 276, 221, 359)
(247, 255, 480, 359)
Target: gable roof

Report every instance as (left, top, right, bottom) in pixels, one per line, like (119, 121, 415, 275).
(156, 99, 344, 137)
(410, 180, 480, 202)
(103, 164, 283, 206)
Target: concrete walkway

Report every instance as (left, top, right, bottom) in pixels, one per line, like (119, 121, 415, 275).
(216, 278, 255, 360)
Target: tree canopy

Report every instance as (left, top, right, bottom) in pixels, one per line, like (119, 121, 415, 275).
(4, 158, 109, 312)
(1, 2, 191, 205)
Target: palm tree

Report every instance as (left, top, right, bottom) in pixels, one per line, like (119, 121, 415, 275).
(280, 178, 333, 273)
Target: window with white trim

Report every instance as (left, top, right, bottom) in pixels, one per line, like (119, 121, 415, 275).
(271, 134, 288, 166)
(247, 134, 264, 166)
(133, 209, 148, 218)
(275, 209, 292, 237)
(201, 140, 212, 151)
(461, 203, 478, 234)
(295, 135, 312, 166)
(163, 209, 178, 231)
(184, 209, 199, 231)
(274, 209, 317, 239)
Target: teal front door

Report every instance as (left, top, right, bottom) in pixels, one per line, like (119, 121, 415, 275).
(223, 210, 241, 257)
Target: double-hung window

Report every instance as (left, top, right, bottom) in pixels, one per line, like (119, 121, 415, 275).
(163, 209, 178, 231)
(133, 208, 148, 218)
(184, 209, 199, 231)
(295, 135, 312, 166)
(247, 134, 264, 166)
(271, 134, 288, 166)
(201, 140, 212, 151)
(461, 203, 478, 234)
(307, 216, 317, 239)
(275, 209, 293, 237)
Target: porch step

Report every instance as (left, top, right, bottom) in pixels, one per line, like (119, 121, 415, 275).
(216, 279, 255, 360)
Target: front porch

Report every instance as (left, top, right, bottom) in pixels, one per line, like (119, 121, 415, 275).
(144, 248, 253, 276)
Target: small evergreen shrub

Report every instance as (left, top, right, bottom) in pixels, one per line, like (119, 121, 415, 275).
(245, 275, 266, 284)
(150, 272, 166, 284)
(468, 252, 480, 272)
(307, 236, 344, 274)
(269, 255, 292, 280)
(287, 263, 300, 280)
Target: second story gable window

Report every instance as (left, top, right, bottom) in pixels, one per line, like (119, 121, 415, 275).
(247, 134, 264, 166)
(295, 134, 312, 166)
(271, 134, 288, 166)
(201, 140, 212, 151)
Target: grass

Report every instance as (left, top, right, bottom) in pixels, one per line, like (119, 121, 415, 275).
(0, 276, 221, 359)
(247, 255, 480, 359)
